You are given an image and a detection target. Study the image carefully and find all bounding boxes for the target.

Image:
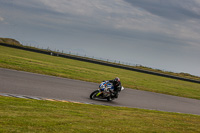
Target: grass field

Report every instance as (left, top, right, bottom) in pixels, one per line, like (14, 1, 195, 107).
(0, 45, 200, 100)
(1, 45, 200, 132)
(0, 96, 200, 133)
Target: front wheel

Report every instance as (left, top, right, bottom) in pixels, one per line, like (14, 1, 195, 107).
(90, 90, 100, 99)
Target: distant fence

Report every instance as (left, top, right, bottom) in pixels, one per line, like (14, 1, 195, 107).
(1, 43, 200, 84)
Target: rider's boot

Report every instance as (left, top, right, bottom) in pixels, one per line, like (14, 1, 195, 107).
(113, 91, 118, 98)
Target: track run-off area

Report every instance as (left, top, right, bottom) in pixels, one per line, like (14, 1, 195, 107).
(0, 68, 200, 115)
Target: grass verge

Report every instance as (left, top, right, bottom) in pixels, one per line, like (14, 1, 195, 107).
(0, 96, 200, 133)
(0, 45, 200, 99)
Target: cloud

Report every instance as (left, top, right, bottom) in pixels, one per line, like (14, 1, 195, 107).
(1, 0, 200, 50)
(39, 0, 96, 16)
(0, 16, 4, 21)
(124, 0, 200, 20)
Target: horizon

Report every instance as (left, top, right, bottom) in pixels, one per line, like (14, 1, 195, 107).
(1, 38, 199, 79)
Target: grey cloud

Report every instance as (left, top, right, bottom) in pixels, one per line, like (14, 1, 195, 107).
(124, 0, 200, 20)
(0, 0, 60, 16)
(0, 16, 4, 21)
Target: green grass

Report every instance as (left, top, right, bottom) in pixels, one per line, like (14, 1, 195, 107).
(2, 38, 200, 81)
(1, 44, 200, 132)
(0, 45, 200, 100)
(0, 38, 21, 46)
(0, 96, 200, 133)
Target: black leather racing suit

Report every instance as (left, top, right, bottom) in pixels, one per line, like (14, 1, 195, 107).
(108, 79, 121, 98)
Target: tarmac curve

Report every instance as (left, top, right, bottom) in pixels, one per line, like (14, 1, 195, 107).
(0, 68, 200, 115)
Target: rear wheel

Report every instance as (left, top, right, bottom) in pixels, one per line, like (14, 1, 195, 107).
(90, 90, 100, 99)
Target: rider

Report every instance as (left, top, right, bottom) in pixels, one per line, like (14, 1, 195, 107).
(107, 77, 121, 98)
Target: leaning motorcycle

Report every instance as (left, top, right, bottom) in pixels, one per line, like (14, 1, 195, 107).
(90, 81, 124, 101)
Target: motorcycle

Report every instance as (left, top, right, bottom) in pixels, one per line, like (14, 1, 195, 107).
(90, 81, 124, 101)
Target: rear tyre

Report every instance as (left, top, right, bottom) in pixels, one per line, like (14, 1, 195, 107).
(90, 90, 99, 99)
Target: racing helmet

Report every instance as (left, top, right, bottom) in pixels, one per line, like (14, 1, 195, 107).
(114, 77, 120, 83)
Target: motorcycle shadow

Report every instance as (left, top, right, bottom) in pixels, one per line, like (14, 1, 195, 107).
(88, 97, 116, 103)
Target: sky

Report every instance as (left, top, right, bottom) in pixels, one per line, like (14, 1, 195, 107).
(0, 0, 200, 76)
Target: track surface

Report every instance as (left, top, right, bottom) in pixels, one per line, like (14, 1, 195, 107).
(0, 68, 200, 115)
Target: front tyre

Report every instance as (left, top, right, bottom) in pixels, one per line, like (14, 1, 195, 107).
(90, 90, 99, 99)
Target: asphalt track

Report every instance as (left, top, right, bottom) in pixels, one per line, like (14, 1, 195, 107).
(0, 68, 200, 115)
